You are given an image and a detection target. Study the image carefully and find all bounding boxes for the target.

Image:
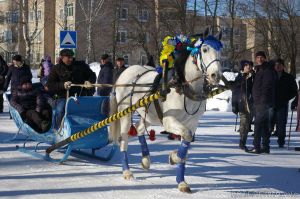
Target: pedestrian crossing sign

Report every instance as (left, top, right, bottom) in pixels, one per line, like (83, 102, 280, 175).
(60, 31, 77, 49)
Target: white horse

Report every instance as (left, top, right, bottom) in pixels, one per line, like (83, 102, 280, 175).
(109, 31, 223, 193)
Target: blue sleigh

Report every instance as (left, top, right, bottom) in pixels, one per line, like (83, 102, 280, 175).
(9, 95, 116, 163)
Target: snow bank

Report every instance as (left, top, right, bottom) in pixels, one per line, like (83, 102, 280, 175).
(89, 62, 100, 78)
(206, 72, 238, 112)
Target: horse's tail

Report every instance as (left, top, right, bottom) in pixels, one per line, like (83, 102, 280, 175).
(108, 95, 120, 143)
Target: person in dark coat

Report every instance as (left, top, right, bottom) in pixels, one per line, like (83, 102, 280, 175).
(272, 58, 297, 147)
(0, 55, 8, 113)
(97, 54, 113, 96)
(3, 55, 32, 93)
(247, 51, 276, 154)
(231, 60, 254, 150)
(10, 76, 51, 133)
(146, 55, 156, 68)
(113, 57, 127, 83)
(46, 49, 96, 130)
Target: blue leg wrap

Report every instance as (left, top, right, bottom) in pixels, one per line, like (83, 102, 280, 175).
(176, 163, 185, 183)
(138, 135, 150, 157)
(177, 140, 190, 160)
(121, 151, 129, 171)
(176, 140, 190, 184)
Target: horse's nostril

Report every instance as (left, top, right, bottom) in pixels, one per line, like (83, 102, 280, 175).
(211, 73, 216, 78)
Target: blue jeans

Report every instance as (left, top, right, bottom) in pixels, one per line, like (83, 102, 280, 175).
(54, 99, 66, 130)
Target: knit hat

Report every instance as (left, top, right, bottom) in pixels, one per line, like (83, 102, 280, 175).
(12, 54, 22, 62)
(101, 54, 109, 60)
(59, 49, 74, 57)
(20, 76, 32, 85)
(116, 57, 124, 61)
(240, 60, 253, 70)
(255, 51, 266, 58)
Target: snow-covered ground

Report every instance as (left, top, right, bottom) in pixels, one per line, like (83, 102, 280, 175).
(0, 101, 300, 199)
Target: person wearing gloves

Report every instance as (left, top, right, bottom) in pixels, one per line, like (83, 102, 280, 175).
(46, 49, 96, 130)
(11, 76, 51, 133)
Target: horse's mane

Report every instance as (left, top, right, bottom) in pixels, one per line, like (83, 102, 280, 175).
(173, 44, 192, 84)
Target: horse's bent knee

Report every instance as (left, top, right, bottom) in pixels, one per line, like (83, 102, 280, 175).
(181, 130, 193, 142)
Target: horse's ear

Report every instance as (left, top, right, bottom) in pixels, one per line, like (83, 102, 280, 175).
(203, 27, 210, 38)
(190, 33, 203, 38)
(216, 30, 222, 41)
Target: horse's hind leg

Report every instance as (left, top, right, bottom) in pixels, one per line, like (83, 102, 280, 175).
(136, 119, 150, 170)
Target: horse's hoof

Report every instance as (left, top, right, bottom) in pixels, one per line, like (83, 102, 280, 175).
(169, 150, 178, 165)
(141, 155, 150, 170)
(123, 170, 134, 180)
(178, 181, 192, 193)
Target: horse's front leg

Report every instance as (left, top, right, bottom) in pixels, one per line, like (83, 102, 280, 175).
(135, 119, 150, 170)
(119, 116, 134, 180)
(164, 117, 193, 193)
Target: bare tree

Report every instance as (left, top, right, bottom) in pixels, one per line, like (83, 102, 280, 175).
(18, 0, 43, 64)
(78, 0, 105, 63)
(203, 0, 220, 33)
(242, 0, 300, 76)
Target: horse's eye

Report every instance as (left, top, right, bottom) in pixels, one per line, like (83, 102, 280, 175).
(203, 47, 208, 53)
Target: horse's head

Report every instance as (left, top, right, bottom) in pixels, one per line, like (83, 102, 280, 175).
(190, 29, 223, 86)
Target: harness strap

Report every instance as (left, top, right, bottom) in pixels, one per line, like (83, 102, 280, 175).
(153, 99, 163, 124)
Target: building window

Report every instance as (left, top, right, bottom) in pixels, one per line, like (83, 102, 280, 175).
(37, 31, 42, 42)
(5, 51, 17, 63)
(29, 11, 33, 22)
(117, 30, 127, 43)
(5, 12, 11, 23)
(118, 8, 128, 20)
(144, 32, 150, 43)
(11, 11, 18, 23)
(123, 55, 129, 66)
(4, 30, 12, 43)
(138, 9, 149, 22)
(0, 32, 4, 42)
(37, 10, 42, 21)
(140, 53, 147, 65)
(28, 11, 42, 22)
(234, 29, 240, 36)
(67, 3, 74, 17)
(0, 14, 5, 24)
(68, 24, 74, 30)
(234, 44, 239, 51)
(221, 27, 232, 37)
(60, 9, 64, 20)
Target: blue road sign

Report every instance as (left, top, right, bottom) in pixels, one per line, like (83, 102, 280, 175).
(60, 31, 77, 49)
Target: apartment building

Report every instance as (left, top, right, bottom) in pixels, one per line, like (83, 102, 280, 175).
(0, 0, 55, 65)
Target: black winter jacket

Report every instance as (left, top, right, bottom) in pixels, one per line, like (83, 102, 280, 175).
(46, 60, 96, 98)
(11, 87, 45, 114)
(232, 72, 254, 114)
(113, 65, 126, 83)
(275, 71, 297, 108)
(252, 62, 276, 107)
(4, 64, 32, 92)
(97, 62, 114, 96)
